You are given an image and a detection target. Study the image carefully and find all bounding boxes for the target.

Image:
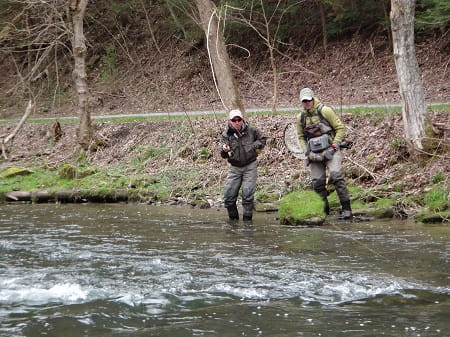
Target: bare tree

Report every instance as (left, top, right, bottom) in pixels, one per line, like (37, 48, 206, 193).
(164, 0, 189, 40)
(140, 0, 162, 55)
(69, 0, 92, 151)
(228, 1, 305, 114)
(0, 1, 70, 106)
(194, 0, 245, 114)
(390, 0, 428, 152)
(318, 1, 327, 52)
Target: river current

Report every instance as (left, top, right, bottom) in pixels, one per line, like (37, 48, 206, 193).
(0, 203, 448, 336)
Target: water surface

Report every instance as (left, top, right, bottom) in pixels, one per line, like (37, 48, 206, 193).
(0, 204, 448, 336)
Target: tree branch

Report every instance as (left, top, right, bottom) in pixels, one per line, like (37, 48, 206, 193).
(1, 100, 34, 160)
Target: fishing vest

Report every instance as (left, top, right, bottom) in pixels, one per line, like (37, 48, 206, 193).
(300, 104, 335, 140)
(301, 104, 335, 153)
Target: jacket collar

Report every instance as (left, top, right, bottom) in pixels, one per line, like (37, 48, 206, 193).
(227, 122, 248, 136)
(305, 98, 322, 114)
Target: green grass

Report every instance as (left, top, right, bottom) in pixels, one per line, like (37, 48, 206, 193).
(0, 169, 70, 192)
(1, 103, 448, 126)
(427, 103, 450, 112)
(0, 165, 191, 203)
(423, 186, 449, 211)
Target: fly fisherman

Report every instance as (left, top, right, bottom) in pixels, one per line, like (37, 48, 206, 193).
(220, 109, 266, 222)
(296, 88, 353, 220)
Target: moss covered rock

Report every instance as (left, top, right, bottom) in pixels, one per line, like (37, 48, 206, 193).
(279, 190, 326, 226)
(77, 168, 97, 178)
(0, 167, 33, 178)
(415, 209, 450, 224)
(58, 164, 76, 179)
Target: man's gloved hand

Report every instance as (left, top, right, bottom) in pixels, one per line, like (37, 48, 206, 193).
(304, 149, 311, 166)
(221, 144, 232, 158)
(331, 143, 340, 150)
(308, 152, 324, 162)
(324, 148, 335, 160)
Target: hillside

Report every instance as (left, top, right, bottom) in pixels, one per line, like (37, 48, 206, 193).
(0, 34, 449, 119)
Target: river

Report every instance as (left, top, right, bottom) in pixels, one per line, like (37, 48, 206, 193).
(0, 203, 448, 336)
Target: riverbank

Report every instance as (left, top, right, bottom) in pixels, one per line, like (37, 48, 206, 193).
(0, 108, 449, 223)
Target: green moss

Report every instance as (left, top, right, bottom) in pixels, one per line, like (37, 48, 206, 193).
(255, 190, 280, 203)
(375, 197, 396, 208)
(77, 168, 97, 178)
(415, 209, 450, 224)
(279, 190, 326, 225)
(371, 202, 395, 218)
(351, 200, 365, 210)
(58, 164, 76, 179)
(0, 167, 33, 178)
(128, 175, 158, 188)
(328, 184, 361, 210)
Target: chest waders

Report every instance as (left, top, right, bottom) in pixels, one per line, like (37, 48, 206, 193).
(301, 105, 352, 218)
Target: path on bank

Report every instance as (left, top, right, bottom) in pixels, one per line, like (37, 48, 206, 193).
(1, 102, 448, 123)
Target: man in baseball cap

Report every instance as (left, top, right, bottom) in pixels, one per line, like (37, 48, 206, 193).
(296, 88, 353, 220)
(220, 109, 266, 222)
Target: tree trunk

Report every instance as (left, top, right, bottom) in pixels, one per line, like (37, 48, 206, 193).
(319, 1, 327, 53)
(390, 0, 427, 152)
(69, 0, 92, 151)
(194, 0, 245, 115)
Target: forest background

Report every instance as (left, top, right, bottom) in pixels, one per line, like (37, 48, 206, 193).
(0, 0, 449, 222)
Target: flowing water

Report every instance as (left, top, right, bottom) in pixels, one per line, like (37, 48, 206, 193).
(0, 203, 448, 337)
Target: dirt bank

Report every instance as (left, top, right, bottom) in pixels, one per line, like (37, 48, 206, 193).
(1, 108, 448, 209)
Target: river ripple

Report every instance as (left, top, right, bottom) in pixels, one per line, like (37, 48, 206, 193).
(0, 203, 449, 337)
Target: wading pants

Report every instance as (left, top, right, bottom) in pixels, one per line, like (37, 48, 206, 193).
(224, 160, 258, 218)
(310, 150, 350, 209)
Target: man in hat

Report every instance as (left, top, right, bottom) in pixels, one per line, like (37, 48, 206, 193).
(220, 109, 266, 222)
(297, 88, 353, 220)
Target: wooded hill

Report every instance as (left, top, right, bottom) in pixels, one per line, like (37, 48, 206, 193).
(0, 0, 448, 118)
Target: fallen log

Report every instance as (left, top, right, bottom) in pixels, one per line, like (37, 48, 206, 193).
(5, 191, 32, 201)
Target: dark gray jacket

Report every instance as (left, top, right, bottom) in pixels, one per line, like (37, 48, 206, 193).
(220, 122, 266, 167)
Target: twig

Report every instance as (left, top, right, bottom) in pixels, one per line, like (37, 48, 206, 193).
(181, 102, 197, 137)
(95, 91, 127, 98)
(442, 58, 450, 82)
(1, 100, 34, 160)
(139, 0, 162, 55)
(344, 155, 380, 180)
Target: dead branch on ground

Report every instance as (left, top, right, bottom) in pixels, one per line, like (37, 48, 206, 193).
(1, 100, 34, 160)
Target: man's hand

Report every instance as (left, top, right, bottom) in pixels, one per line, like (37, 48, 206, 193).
(222, 144, 230, 152)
